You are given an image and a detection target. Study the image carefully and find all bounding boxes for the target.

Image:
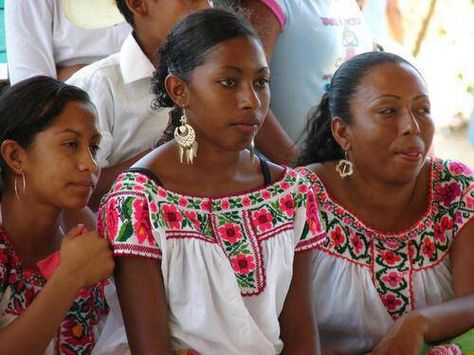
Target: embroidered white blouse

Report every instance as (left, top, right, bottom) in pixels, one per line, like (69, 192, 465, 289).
(98, 167, 325, 354)
(298, 158, 474, 354)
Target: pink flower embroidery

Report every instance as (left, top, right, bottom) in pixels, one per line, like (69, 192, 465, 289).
(162, 204, 183, 229)
(281, 181, 290, 190)
(279, 195, 295, 217)
(422, 238, 436, 259)
(106, 199, 119, 241)
(299, 184, 308, 193)
(221, 200, 230, 210)
(200, 199, 211, 212)
(185, 211, 200, 228)
(231, 254, 255, 274)
(428, 344, 462, 355)
(466, 196, 474, 209)
(433, 222, 446, 243)
(382, 271, 403, 288)
(242, 196, 251, 207)
(178, 197, 188, 207)
(135, 174, 147, 184)
(330, 226, 345, 247)
(218, 223, 242, 243)
(307, 191, 322, 234)
(351, 235, 363, 254)
(252, 209, 274, 232)
(132, 199, 153, 245)
(384, 239, 401, 250)
(439, 182, 462, 206)
(262, 190, 271, 200)
(382, 294, 403, 311)
(381, 251, 401, 265)
(158, 188, 167, 198)
(448, 161, 472, 175)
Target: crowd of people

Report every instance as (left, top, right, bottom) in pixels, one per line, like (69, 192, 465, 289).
(0, 1, 473, 354)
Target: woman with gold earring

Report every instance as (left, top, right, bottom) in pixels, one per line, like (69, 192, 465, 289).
(99, 8, 325, 355)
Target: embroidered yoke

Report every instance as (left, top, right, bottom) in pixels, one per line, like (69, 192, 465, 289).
(0, 227, 108, 355)
(297, 158, 474, 354)
(98, 167, 324, 355)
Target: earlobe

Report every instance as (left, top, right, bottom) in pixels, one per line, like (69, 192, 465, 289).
(165, 74, 190, 108)
(331, 116, 352, 151)
(0, 140, 26, 174)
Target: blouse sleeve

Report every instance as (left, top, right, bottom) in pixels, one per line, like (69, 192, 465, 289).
(293, 173, 326, 252)
(446, 161, 474, 236)
(98, 174, 162, 260)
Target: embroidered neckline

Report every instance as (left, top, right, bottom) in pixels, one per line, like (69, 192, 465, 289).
(299, 158, 439, 238)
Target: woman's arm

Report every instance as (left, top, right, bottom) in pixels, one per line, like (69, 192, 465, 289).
(0, 226, 113, 354)
(115, 256, 172, 355)
(240, 0, 298, 165)
(280, 250, 321, 355)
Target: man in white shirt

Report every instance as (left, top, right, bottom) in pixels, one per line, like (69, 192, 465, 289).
(67, 0, 211, 210)
(5, 0, 131, 83)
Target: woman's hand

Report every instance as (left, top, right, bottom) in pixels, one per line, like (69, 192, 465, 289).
(371, 311, 428, 355)
(57, 224, 114, 289)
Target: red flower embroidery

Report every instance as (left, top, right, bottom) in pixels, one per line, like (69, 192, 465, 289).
(132, 199, 154, 245)
(384, 239, 401, 250)
(381, 251, 401, 265)
(422, 238, 436, 259)
(262, 190, 271, 200)
(60, 319, 91, 348)
(106, 199, 119, 241)
(351, 235, 363, 254)
(178, 197, 188, 207)
(185, 211, 200, 228)
(218, 223, 242, 243)
(279, 195, 295, 217)
(448, 161, 472, 175)
(162, 204, 183, 229)
(330, 226, 345, 247)
(439, 182, 462, 206)
(135, 174, 147, 184)
(281, 181, 290, 190)
(158, 188, 167, 198)
(221, 200, 230, 210)
(242, 197, 251, 207)
(307, 191, 322, 234)
(231, 254, 255, 274)
(433, 222, 446, 243)
(382, 294, 403, 311)
(382, 271, 403, 288)
(441, 216, 453, 230)
(252, 209, 273, 232)
(200, 199, 211, 212)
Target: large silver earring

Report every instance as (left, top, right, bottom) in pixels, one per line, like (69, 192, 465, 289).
(335, 151, 353, 178)
(174, 109, 198, 164)
(14, 170, 26, 200)
(249, 139, 255, 162)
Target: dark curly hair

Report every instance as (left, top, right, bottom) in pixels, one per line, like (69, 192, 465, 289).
(151, 7, 260, 144)
(298, 51, 419, 166)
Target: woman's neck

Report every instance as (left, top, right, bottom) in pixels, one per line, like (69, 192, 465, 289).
(1, 192, 62, 264)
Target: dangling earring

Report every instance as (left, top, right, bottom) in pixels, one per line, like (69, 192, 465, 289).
(14, 170, 26, 200)
(174, 109, 198, 164)
(335, 151, 353, 178)
(248, 139, 255, 162)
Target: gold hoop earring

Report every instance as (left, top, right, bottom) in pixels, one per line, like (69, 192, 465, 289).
(174, 109, 198, 164)
(14, 170, 26, 200)
(335, 151, 353, 178)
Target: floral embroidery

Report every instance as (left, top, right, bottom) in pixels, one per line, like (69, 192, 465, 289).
(0, 229, 107, 354)
(297, 159, 474, 320)
(100, 168, 324, 296)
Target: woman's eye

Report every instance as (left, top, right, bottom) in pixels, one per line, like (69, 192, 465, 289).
(64, 141, 78, 149)
(90, 144, 100, 158)
(254, 78, 270, 88)
(219, 79, 237, 88)
(379, 107, 396, 115)
(417, 107, 431, 115)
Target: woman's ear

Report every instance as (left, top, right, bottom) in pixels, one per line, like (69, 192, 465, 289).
(331, 116, 352, 151)
(124, 0, 147, 17)
(0, 140, 26, 174)
(165, 74, 190, 108)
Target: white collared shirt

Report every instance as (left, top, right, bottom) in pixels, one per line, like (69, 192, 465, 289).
(5, 0, 131, 84)
(67, 34, 169, 168)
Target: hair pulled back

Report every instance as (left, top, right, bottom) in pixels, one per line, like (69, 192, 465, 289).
(0, 76, 93, 191)
(298, 51, 418, 166)
(152, 7, 259, 141)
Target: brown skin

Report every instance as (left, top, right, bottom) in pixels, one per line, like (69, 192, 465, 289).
(240, 0, 299, 166)
(307, 62, 474, 354)
(0, 102, 114, 353)
(88, 0, 210, 211)
(116, 36, 319, 354)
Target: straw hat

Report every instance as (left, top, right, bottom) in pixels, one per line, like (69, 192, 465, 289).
(61, 0, 125, 30)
